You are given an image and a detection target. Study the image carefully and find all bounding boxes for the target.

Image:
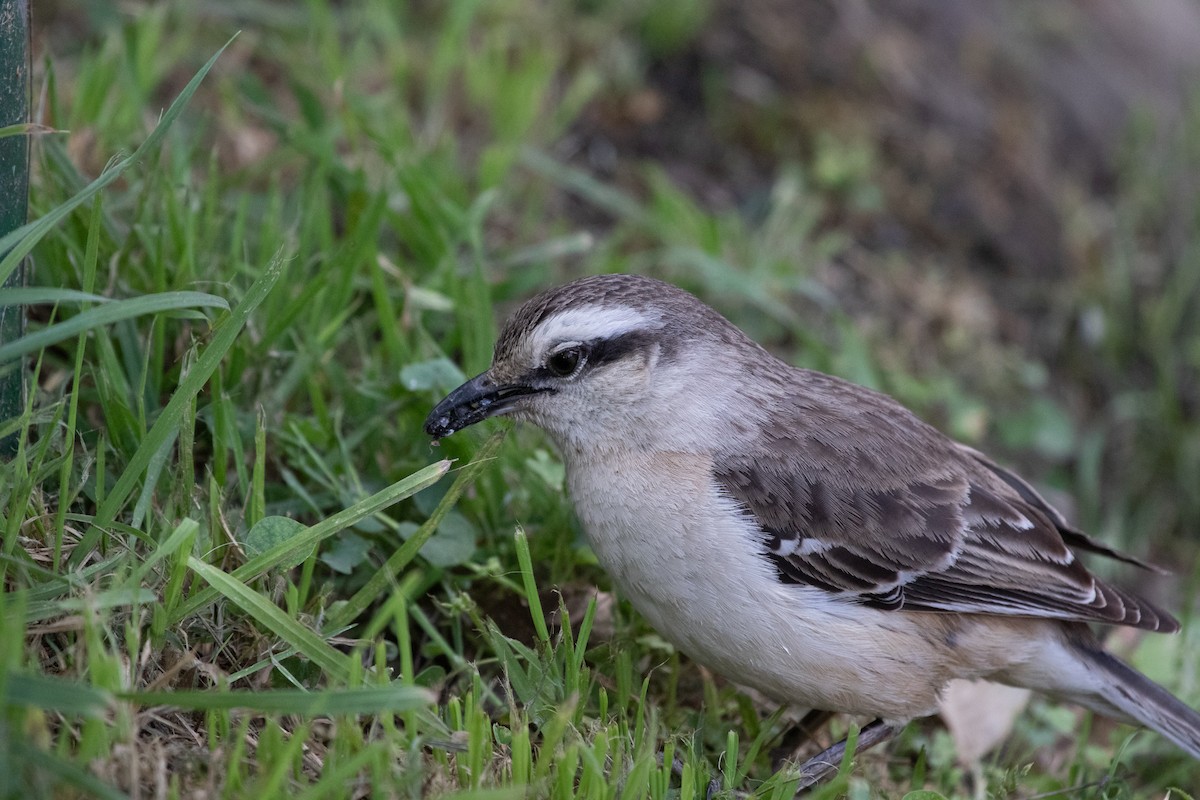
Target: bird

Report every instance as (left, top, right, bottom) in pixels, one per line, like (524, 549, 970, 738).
(423, 273, 1200, 786)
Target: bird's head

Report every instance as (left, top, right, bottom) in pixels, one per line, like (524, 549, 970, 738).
(424, 274, 771, 453)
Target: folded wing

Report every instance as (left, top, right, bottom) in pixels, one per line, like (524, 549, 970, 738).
(715, 372, 1176, 632)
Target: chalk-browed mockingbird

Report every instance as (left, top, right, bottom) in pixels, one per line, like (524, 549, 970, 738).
(425, 273, 1200, 784)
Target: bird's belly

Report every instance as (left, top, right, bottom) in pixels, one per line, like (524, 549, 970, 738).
(599, 547, 951, 720)
(566, 452, 1021, 721)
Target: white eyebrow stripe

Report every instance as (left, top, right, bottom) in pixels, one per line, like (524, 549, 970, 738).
(533, 306, 660, 350)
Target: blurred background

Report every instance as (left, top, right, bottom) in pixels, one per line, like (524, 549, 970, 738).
(51, 0, 1199, 555)
(13, 0, 1200, 794)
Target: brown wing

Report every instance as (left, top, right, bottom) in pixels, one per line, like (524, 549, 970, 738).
(957, 444, 1166, 573)
(715, 370, 1177, 633)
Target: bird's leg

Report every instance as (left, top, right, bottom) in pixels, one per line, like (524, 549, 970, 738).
(699, 717, 896, 799)
(770, 709, 836, 769)
(790, 719, 899, 792)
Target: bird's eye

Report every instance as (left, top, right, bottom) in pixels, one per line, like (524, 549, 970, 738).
(547, 346, 585, 377)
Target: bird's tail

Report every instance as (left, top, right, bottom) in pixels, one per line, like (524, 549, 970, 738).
(1070, 644, 1200, 759)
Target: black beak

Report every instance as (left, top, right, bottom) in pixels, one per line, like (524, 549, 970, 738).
(424, 372, 542, 439)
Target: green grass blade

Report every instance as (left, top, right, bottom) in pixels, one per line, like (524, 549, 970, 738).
(0, 291, 229, 363)
(123, 683, 435, 714)
(4, 671, 112, 715)
(168, 459, 450, 624)
(24, 588, 158, 622)
(0, 36, 236, 287)
(71, 247, 289, 564)
(520, 146, 651, 227)
(130, 429, 176, 528)
(0, 122, 56, 139)
(127, 517, 198, 586)
(326, 429, 506, 632)
(514, 525, 550, 646)
(0, 287, 110, 304)
(187, 556, 353, 683)
(10, 739, 130, 800)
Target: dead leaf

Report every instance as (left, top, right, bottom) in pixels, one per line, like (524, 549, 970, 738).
(939, 679, 1031, 764)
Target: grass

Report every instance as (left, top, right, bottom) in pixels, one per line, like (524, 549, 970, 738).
(2, 1, 1199, 798)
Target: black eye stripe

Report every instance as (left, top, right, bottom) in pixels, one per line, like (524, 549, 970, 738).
(585, 330, 657, 367)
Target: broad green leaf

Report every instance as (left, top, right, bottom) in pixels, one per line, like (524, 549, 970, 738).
(525, 449, 564, 491)
(414, 510, 476, 567)
(244, 516, 312, 570)
(319, 532, 371, 574)
(399, 357, 466, 392)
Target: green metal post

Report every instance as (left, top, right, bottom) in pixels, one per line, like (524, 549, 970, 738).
(0, 0, 31, 456)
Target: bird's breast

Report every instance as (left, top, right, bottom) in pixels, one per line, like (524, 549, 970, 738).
(565, 450, 757, 602)
(563, 450, 852, 695)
